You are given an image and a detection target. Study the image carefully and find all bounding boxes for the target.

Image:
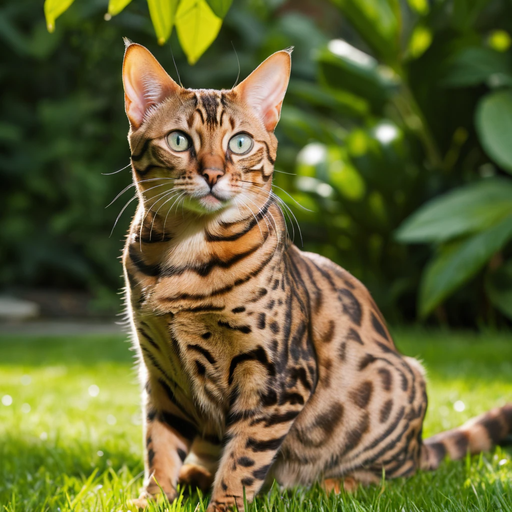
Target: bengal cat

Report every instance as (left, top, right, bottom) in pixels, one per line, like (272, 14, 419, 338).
(120, 40, 512, 511)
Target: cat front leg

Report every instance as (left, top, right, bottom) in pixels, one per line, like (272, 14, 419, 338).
(136, 377, 197, 505)
(207, 375, 307, 512)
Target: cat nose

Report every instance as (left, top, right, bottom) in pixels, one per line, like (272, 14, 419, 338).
(202, 168, 224, 188)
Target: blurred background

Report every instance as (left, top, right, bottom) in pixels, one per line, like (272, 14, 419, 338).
(2, 0, 512, 329)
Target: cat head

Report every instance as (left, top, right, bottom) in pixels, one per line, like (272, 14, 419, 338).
(122, 41, 292, 223)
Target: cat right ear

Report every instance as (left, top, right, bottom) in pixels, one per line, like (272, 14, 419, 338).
(122, 41, 180, 130)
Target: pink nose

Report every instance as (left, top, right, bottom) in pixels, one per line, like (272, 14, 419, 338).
(202, 168, 224, 187)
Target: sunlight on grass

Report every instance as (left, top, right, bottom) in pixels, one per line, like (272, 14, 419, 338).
(0, 329, 511, 511)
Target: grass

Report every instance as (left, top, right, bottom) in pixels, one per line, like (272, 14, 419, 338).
(0, 328, 511, 511)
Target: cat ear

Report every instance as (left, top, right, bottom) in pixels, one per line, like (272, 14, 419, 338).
(234, 48, 293, 132)
(122, 39, 180, 130)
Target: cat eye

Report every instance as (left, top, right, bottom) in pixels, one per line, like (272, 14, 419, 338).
(167, 131, 191, 152)
(228, 133, 254, 155)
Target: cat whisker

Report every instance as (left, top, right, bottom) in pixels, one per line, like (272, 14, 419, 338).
(102, 162, 132, 175)
(140, 189, 180, 249)
(272, 184, 314, 212)
(106, 178, 175, 208)
(149, 191, 183, 242)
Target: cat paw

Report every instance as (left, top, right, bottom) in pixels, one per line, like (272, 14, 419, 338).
(206, 498, 241, 512)
(323, 476, 359, 494)
(179, 463, 214, 492)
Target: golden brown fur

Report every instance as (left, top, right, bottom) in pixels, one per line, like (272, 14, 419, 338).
(120, 42, 512, 511)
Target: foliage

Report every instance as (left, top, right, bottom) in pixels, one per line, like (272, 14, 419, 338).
(4, 0, 512, 325)
(1, 330, 511, 510)
(44, 0, 232, 63)
(283, 0, 512, 325)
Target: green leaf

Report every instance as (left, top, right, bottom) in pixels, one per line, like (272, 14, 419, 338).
(44, 0, 75, 32)
(407, 0, 428, 15)
(316, 41, 398, 114)
(395, 178, 512, 243)
(419, 214, 512, 318)
(330, 0, 400, 65)
(485, 259, 512, 320)
(108, 0, 133, 16)
(176, 0, 222, 64)
(205, 0, 232, 18)
(407, 24, 432, 60)
(440, 47, 512, 88)
(147, 0, 179, 45)
(476, 90, 512, 174)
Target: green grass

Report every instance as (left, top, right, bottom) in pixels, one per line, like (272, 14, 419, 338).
(0, 329, 511, 511)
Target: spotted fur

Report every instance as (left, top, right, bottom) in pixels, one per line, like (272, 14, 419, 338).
(120, 42, 512, 511)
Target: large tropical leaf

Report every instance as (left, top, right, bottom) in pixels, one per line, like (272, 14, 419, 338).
(44, 0, 74, 32)
(148, 0, 179, 45)
(316, 41, 397, 114)
(440, 47, 512, 88)
(330, 0, 400, 65)
(395, 178, 512, 243)
(108, 0, 132, 16)
(205, 0, 232, 18)
(485, 259, 512, 321)
(176, 0, 222, 64)
(476, 90, 512, 175)
(419, 214, 512, 317)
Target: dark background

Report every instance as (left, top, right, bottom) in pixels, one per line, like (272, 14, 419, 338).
(2, 0, 512, 327)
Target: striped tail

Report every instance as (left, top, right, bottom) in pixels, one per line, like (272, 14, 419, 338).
(421, 403, 512, 471)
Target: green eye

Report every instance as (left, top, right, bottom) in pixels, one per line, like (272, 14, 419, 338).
(167, 131, 191, 152)
(229, 133, 254, 155)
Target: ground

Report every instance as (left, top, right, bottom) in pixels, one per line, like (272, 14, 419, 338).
(0, 328, 511, 512)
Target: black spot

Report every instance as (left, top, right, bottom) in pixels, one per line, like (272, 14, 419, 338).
(358, 353, 376, 370)
(237, 456, 255, 467)
(241, 477, 254, 487)
(232, 306, 246, 313)
(350, 381, 373, 409)
(339, 342, 346, 361)
(148, 447, 155, 468)
(159, 411, 197, 441)
(252, 409, 300, 428)
(323, 320, 335, 343)
(427, 441, 447, 464)
(221, 480, 228, 491)
(201, 332, 212, 340)
(177, 448, 187, 462)
(257, 313, 266, 330)
(249, 287, 268, 302)
(261, 388, 278, 407)
(252, 464, 271, 480)
(187, 344, 216, 364)
(378, 368, 393, 391)
(246, 435, 286, 452)
(265, 300, 275, 310)
(481, 416, 505, 444)
(346, 328, 363, 345)
(371, 311, 389, 340)
(195, 361, 206, 376)
(280, 392, 305, 406)
(272, 279, 280, 290)
(269, 321, 280, 334)
(339, 288, 362, 326)
(218, 320, 252, 334)
(379, 399, 393, 423)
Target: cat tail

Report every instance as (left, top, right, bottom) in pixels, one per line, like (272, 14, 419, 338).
(420, 403, 512, 470)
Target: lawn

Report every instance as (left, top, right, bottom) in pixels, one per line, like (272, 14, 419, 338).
(0, 328, 511, 512)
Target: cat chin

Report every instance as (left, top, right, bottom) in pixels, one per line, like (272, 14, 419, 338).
(181, 195, 232, 215)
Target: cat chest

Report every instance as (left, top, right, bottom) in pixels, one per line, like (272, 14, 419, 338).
(137, 309, 272, 423)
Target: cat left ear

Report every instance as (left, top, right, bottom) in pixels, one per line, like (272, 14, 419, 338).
(234, 48, 293, 132)
(122, 40, 181, 130)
